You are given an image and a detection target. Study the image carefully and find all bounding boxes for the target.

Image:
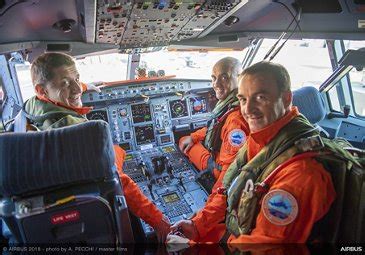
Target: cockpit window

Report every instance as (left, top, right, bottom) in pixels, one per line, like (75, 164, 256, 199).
(344, 40, 365, 116)
(139, 49, 247, 79)
(76, 53, 129, 83)
(252, 39, 332, 90)
(15, 62, 33, 101)
(16, 50, 246, 101)
(16, 53, 129, 102)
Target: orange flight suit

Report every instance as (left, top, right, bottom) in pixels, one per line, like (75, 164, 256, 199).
(180, 108, 248, 192)
(192, 107, 336, 243)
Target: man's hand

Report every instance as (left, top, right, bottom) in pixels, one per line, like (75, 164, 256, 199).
(85, 81, 103, 92)
(179, 136, 194, 154)
(170, 220, 198, 240)
(154, 215, 171, 243)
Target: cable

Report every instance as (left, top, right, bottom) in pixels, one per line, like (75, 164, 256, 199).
(273, 0, 302, 32)
(0, 0, 28, 17)
(264, 0, 303, 61)
(263, 17, 295, 60)
(269, 6, 302, 61)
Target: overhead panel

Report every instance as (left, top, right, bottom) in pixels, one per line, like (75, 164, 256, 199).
(95, 0, 242, 48)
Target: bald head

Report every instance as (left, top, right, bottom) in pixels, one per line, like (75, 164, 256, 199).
(211, 57, 242, 100)
(213, 57, 241, 77)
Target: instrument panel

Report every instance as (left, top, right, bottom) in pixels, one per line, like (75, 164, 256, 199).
(82, 78, 215, 239)
(83, 79, 215, 151)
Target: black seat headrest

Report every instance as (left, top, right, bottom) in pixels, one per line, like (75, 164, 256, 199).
(0, 120, 115, 197)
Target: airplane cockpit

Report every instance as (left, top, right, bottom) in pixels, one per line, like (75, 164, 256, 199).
(0, 0, 364, 251)
(81, 77, 216, 239)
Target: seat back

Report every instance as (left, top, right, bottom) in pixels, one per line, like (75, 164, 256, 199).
(309, 145, 365, 243)
(293, 86, 330, 137)
(0, 120, 133, 244)
(293, 87, 365, 243)
(292, 86, 326, 124)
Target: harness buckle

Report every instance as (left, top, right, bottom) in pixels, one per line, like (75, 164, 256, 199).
(243, 179, 255, 198)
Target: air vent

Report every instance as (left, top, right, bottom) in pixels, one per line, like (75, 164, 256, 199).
(52, 19, 76, 33)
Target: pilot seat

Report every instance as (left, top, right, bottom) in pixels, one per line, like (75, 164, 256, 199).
(0, 120, 134, 244)
(293, 86, 365, 243)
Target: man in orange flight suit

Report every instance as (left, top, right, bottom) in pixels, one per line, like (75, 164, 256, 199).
(179, 57, 248, 193)
(170, 61, 336, 246)
(25, 52, 170, 242)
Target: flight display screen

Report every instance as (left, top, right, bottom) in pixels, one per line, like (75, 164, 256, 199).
(162, 192, 180, 204)
(131, 103, 152, 123)
(134, 124, 155, 145)
(169, 99, 188, 118)
(189, 97, 208, 115)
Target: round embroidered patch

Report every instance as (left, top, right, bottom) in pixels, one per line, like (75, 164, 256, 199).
(228, 129, 246, 147)
(262, 189, 298, 226)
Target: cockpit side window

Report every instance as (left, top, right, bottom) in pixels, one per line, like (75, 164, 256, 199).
(344, 40, 365, 117)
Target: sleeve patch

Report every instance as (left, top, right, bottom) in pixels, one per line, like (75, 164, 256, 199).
(228, 129, 246, 147)
(262, 189, 298, 226)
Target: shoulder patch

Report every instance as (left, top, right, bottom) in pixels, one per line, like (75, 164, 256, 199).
(262, 189, 298, 226)
(228, 129, 246, 147)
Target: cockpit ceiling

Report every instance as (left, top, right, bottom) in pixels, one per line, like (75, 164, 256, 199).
(0, 0, 364, 55)
(212, 0, 365, 41)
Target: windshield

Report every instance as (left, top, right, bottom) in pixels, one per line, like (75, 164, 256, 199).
(16, 49, 247, 101)
(139, 49, 247, 79)
(252, 39, 332, 90)
(76, 54, 129, 83)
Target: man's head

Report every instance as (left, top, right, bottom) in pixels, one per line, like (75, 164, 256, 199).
(31, 52, 83, 108)
(211, 57, 241, 100)
(237, 61, 292, 133)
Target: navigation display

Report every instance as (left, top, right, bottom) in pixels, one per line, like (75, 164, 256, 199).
(131, 103, 152, 123)
(189, 97, 208, 115)
(134, 124, 155, 145)
(169, 99, 188, 118)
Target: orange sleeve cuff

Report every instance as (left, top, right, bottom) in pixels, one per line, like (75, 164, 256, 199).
(185, 142, 210, 170)
(191, 127, 207, 144)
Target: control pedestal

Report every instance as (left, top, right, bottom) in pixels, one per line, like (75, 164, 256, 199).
(122, 145, 208, 238)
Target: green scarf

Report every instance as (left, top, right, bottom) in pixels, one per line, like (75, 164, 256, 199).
(203, 89, 239, 154)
